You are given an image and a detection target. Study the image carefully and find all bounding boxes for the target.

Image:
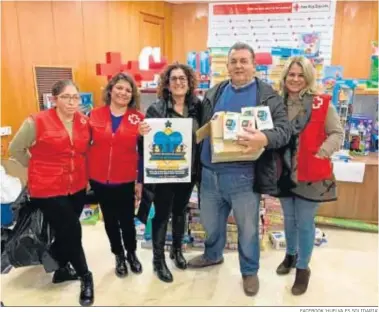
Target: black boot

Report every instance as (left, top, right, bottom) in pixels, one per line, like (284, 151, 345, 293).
(276, 254, 297, 275)
(127, 251, 143, 274)
(292, 268, 311, 296)
(79, 271, 94, 307)
(115, 253, 128, 278)
(169, 215, 187, 270)
(152, 219, 173, 283)
(52, 263, 79, 284)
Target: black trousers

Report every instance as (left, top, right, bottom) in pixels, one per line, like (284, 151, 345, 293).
(30, 189, 89, 277)
(90, 180, 136, 255)
(153, 181, 194, 249)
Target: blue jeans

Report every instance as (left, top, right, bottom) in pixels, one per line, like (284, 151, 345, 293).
(280, 197, 319, 269)
(200, 167, 261, 276)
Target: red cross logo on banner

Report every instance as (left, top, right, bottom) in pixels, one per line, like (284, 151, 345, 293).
(293, 3, 300, 12)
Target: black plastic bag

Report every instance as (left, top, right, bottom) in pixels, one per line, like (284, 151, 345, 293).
(5, 204, 59, 273)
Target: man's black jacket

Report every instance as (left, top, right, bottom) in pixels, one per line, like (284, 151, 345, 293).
(195, 78, 291, 196)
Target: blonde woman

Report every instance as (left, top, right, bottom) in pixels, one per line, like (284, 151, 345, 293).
(275, 56, 343, 295)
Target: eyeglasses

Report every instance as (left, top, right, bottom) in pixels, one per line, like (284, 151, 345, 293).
(58, 94, 81, 102)
(170, 76, 187, 83)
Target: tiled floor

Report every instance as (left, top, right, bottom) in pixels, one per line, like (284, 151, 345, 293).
(1, 224, 378, 306)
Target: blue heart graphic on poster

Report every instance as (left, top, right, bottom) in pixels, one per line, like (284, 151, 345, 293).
(153, 132, 183, 153)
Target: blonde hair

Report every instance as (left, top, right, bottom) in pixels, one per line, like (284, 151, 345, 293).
(279, 56, 318, 98)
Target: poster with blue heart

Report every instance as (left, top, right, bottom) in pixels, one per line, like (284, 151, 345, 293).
(143, 118, 193, 184)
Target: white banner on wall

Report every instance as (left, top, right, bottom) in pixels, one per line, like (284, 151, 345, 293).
(208, 0, 337, 64)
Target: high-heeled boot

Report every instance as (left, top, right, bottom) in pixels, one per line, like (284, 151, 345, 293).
(152, 219, 173, 283)
(79, 271, 94, 306)
(169, 215, 187, 270)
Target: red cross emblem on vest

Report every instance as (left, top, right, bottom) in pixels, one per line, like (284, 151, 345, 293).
(312, 96, 324, 109)
(128, 114, 141, 125)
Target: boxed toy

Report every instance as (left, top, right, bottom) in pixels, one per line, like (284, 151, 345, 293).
(322, 65, 343, 95)
(332, 79, 357, 149)
(299, 32, 321, 58)
(196, 110, 265, 163)
(348, 115, 373, 156)
(269, 228, 327, 250)
(372, 117, 378, 152)
(269, 231, 286, 250)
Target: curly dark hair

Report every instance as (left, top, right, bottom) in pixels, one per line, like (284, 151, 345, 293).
(157, 63, 198, 103)
(103, 72, 140, 110)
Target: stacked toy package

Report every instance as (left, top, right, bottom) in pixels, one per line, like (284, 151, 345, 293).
(187, 187, 267, 251)
(209, 47, 229, 87)
(269, 228, 328, 250)
(332, 79, 357, 149)
(135, 218, 145, 241)
(187, 51, 211, 90)
(348, 115, 374, 156)
(372, 116, 379, 152)
(263, 195, 284, 232)
(367, 41, 378, 89)
(80, 204, 100, 225)
(322, 66, 344, 95)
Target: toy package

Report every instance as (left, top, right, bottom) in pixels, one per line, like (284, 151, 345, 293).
(186, 50, 211, 89)
(368, 41, 378, 89)
(348, 115, 373, 156)
(298, 32, 321, 58)
(322, 66, 344, 95)
(372, 117, 378, 152)
(332, 79, 357, 149)
(269, 228, 327, 250)
(256, 65, 269, 84)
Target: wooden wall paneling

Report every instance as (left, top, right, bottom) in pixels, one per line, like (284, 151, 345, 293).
(139, 13, 165, 55)
(163, 3, 173, 62)
(16, 1, 56, 114)
(51, 1, 86, 89)
(331, 1, 378, 79)
(134, 1, 166, 18)
(82, 1, 110, 107)
(1, 1, 25, 157)
(171, 3, 209, 63)
(171, 4, 185, 63)
(107, 1, 132, 62)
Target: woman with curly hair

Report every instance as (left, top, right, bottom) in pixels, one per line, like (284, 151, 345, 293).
(137, 63, 201, 283)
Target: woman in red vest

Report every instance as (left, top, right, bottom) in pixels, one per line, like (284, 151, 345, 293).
(88, 73, 144, 278)
(9, 80, 94, 306)
(275, 56, 343, 295)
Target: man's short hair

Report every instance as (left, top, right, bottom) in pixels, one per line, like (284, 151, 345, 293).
(228, 42, 255, 62)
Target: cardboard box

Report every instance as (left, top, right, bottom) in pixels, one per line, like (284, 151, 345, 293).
(196, 111, 264, 163)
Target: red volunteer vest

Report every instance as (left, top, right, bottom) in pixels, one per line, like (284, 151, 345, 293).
(88, 106, 144, 184)
(28, 109, 90, 198)
(297, 94, 333, 182)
